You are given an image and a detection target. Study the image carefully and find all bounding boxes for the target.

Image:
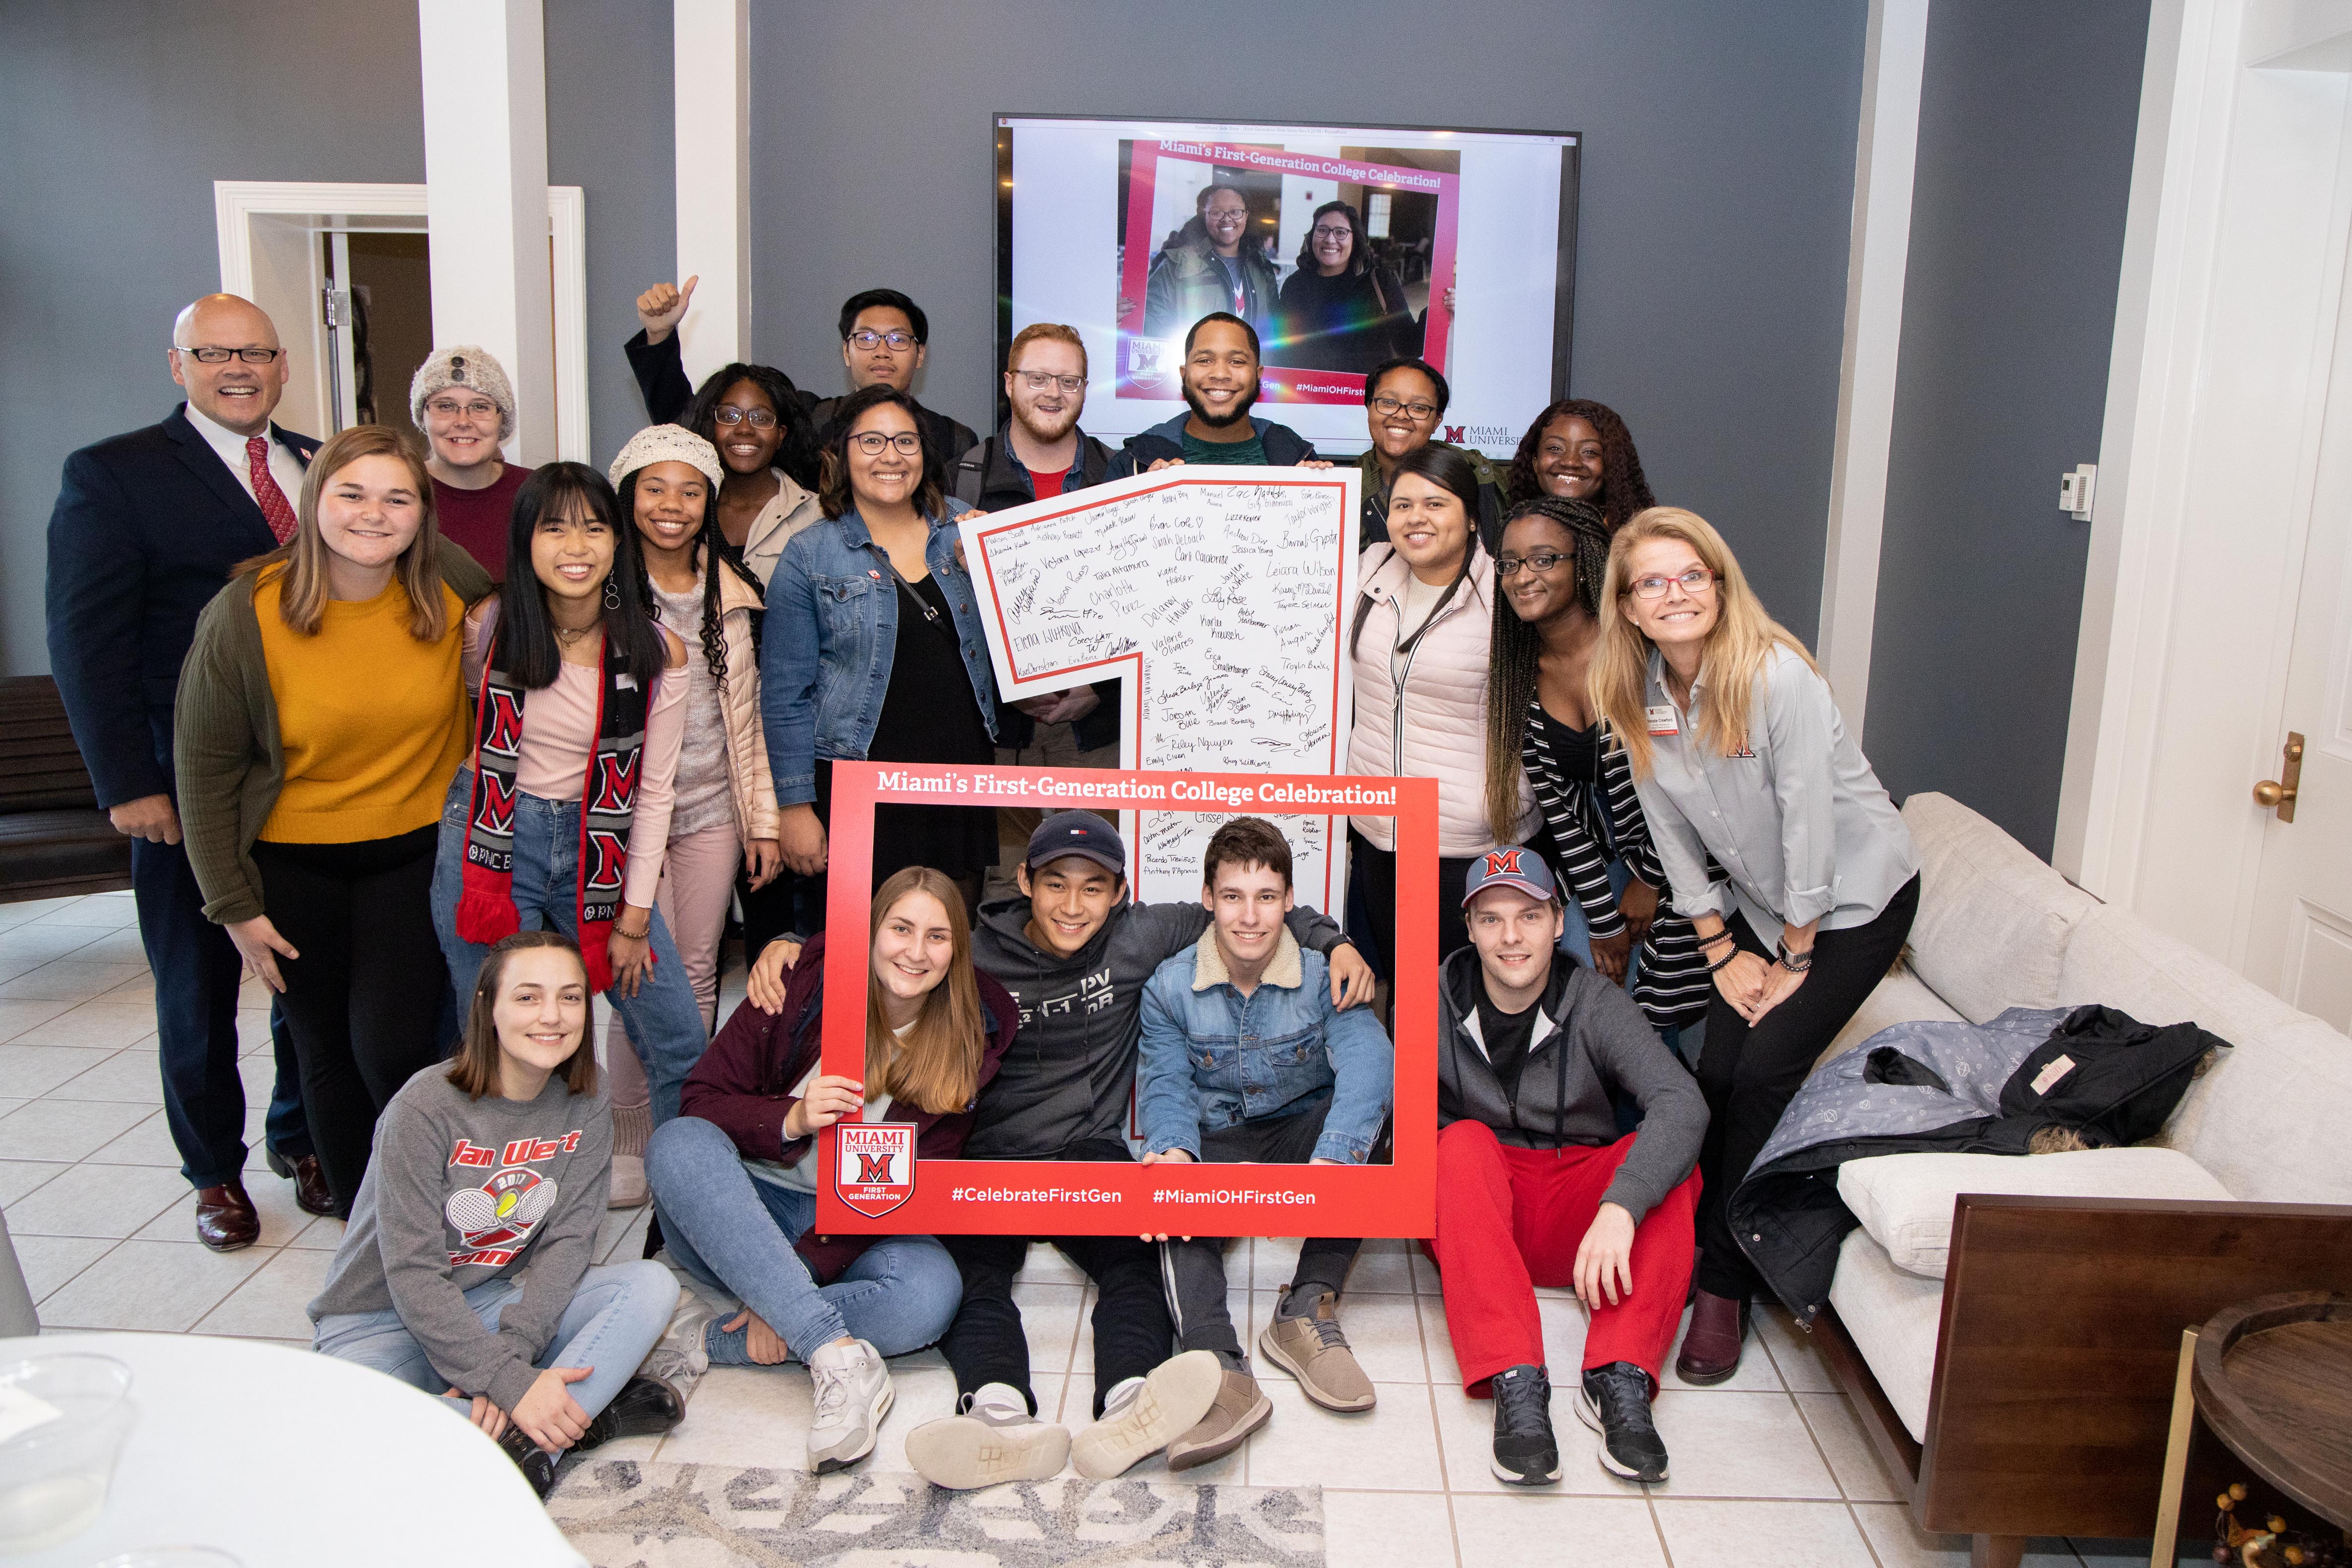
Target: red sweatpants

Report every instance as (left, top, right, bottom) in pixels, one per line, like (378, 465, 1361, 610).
(1430, 1119, 1700, 1394)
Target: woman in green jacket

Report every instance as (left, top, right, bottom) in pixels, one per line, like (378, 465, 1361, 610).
(175, 423, 491, 1217)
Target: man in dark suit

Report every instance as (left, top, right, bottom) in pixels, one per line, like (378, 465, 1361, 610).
(45, 294, 332, 1250)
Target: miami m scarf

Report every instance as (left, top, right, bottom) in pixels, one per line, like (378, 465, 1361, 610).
(455, 626, 649, 993)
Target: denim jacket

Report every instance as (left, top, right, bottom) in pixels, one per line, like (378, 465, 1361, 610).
(759, 502, 1001, 806)
(1137, 927, 1394, 1164)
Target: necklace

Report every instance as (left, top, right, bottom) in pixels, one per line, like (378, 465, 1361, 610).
(552, 620, 600, 650)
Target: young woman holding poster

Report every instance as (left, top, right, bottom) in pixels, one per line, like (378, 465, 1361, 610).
(1345, 444, 1533, 974)
(1592, 508, 1918, 1385)
(428, 465, 711, 1131)
(175, 424, 490, 1219)
(760, 385, 1001, 918)
(598, 424, 782, 1206)
(645, 867, 1015, 1474)
(1273, 200, 1419, 374)
(308, 930, 685, 1501)
(1506, 399, 1657, 534)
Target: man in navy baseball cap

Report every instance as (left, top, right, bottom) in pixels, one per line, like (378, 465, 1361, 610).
(1024, 810, 1128, 879)
(1432, 841, 1706, 1491)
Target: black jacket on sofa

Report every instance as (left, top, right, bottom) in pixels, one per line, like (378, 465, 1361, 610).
(1731, 1003, 2226, 1326)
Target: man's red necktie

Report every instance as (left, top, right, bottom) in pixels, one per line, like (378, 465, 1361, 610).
(245, 433, 299, 544)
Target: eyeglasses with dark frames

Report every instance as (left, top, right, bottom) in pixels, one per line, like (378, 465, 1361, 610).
(713, 406, 779, 428)
(178, 346, 284, 364)
(849, 430, 923, 456)
(1495, 551, 1572, 577)
(846, 330, 918, 352)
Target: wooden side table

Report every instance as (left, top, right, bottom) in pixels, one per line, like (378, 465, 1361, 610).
(2149, 1291, 2352, 1566)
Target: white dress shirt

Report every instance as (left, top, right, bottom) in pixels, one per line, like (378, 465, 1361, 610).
(184, 401, 307, 507)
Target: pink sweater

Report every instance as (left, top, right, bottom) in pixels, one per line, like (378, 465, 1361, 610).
(462, 610, 685, 908)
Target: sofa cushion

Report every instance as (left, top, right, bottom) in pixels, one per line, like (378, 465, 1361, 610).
(1826, 1228, 1944, 1444)
(1819, 963, 1965, 1067)
(1899, 793, 2099, 1024)
(2056, 908, 2352, 1204)
(1837, 1147, 2233, 1279)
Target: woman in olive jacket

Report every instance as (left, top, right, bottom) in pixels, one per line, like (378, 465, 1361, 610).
(175, 423, 491, 1216)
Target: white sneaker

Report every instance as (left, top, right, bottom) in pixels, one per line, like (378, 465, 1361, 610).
(638, 1292, 717, 1398)
(1071, 1351, 1224, 1480)
(806, 1337, 892, 1473)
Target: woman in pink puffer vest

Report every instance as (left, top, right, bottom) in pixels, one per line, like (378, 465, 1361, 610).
(1346, 445, 1536, 974)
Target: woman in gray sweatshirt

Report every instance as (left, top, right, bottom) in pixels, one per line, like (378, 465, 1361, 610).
(309, 930, 689, 1497)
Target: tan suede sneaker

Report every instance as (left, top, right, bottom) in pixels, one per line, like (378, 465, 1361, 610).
(1165, 1368, 1272, 1471)
(1259, 1289, 1377, 1412)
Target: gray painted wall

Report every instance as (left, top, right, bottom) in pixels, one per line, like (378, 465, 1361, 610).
(544, 0, 673, 469)
(744, 0, 1869, 639)
(1865, 1, 2149, 857)
(0, 0, 426, 676)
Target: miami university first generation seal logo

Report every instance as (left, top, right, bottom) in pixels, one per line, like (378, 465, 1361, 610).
(835, 1121, 917, 1217)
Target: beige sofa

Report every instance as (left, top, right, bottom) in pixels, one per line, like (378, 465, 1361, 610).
(1798, 792, 2352, 1568)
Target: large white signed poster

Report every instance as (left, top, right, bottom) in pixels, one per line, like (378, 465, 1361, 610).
(959, 467, 1362, 910)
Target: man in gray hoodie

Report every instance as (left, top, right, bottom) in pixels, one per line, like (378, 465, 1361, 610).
(904, 811, 1372, 1490)
(1431, 848, 1706, 1490)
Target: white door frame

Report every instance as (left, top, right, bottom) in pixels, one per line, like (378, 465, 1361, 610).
(212, 179, 592, 463)
(2053, 0, 2352, 968)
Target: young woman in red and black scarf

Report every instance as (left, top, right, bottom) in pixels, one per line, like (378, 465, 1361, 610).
(427, 463, 712, 1130)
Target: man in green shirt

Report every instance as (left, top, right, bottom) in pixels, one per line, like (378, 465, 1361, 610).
(1107, 313, 1329, 477)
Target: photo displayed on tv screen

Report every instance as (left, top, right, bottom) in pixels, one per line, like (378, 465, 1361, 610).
(995, 115, 1580, 458)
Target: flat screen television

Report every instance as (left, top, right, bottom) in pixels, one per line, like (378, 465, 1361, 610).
(994, 115, 1581, 459)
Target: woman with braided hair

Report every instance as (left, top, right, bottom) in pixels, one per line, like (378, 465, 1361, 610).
(602, 424, 786, 1206)
(1506, 400, 1656, 534)
(1486, 496, 1712, 1045)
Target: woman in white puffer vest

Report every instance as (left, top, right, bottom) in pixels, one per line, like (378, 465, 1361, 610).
(1346, 444, 1536, 975)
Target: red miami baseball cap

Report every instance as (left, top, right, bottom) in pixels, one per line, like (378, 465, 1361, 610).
(1460, 845, 1559, 908)
(1025, 811, 1128, 878)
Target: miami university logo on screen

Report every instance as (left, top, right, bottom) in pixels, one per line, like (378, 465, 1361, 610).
(835, 1122, 917, 1217)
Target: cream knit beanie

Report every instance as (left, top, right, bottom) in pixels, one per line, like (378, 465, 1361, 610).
(607, 424, 725, 489)
(409, 345, 517, 441)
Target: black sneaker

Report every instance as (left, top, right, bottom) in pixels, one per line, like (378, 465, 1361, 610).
(572, 1373, 686, 1453)
(497, 1423, 558, 1499)
(1489, 1363, 1560, 1486)
(1577, 1361, 1669, 1483)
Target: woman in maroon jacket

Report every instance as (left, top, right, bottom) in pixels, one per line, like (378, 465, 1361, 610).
(645, 866, 1015, 1473)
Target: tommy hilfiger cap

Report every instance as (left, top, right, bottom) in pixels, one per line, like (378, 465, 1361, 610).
(1025, 811, 1127, 877)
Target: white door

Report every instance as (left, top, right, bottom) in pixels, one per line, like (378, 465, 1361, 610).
(2246, 249, 2352, 1029)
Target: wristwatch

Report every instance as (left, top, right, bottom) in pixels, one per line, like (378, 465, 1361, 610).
(1774, 939, 1813, 973)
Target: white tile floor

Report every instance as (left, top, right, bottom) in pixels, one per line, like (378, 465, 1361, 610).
(0, 890, 2198, 1568)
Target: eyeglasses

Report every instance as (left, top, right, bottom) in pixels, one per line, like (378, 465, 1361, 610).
(1311, 225, 1353, 241)
(1015, 371, 1085, 394)
(425, 398, 499, 421)
(1371, 395, 1439, 422)
(178, 346, 284, 364)
(1495, 551, 1571, 577)
(1628, 567, 1719, 600)
(847, 330, 918, 352)
(713, 406, 778, 428)
(849, 430, 923, 456)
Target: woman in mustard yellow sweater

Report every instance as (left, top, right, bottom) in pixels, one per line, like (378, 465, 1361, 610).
(176, 424, 491, 1217)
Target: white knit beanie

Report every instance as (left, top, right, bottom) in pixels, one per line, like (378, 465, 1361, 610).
(409, 345, 517, 441)
(608, 424, 725, 490)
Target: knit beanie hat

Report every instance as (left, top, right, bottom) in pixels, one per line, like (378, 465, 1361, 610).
(410, 346, 517, 441)
(607, 424, 725, 490)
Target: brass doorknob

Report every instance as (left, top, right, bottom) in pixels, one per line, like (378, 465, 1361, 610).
(2255, 731, 2306, 822)
(2254, 779, 2297, 810)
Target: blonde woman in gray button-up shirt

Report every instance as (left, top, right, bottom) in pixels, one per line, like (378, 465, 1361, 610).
(1591, 506, 1919, 1388)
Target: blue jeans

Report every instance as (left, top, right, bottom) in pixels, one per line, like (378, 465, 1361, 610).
(312, 1259, 677, 1434)
(429, 770, 709, 1124)
(645, 1115, 963, 1364)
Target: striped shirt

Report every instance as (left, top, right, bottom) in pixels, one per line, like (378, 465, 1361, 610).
(1521, 701, 1713, 1031)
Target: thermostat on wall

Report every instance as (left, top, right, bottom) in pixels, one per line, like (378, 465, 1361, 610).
(2059, 464, 2097, 521)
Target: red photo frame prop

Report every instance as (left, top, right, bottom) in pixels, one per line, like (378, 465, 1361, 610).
(815, 760, 1438, 1238)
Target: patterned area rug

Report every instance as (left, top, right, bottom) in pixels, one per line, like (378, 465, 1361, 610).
(548, 1460, 1326, 1568)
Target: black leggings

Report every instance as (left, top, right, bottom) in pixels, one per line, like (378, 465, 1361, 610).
(251, 828, 446, 1218)
(1692, 875, 1919, 1300)
(1346, 827, 1473, 981)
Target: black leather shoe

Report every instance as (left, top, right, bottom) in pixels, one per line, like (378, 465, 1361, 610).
(572, 1373, 686, 1453)
(497, 1424, 558, 1499)
(193, 1181, 259, 1252)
